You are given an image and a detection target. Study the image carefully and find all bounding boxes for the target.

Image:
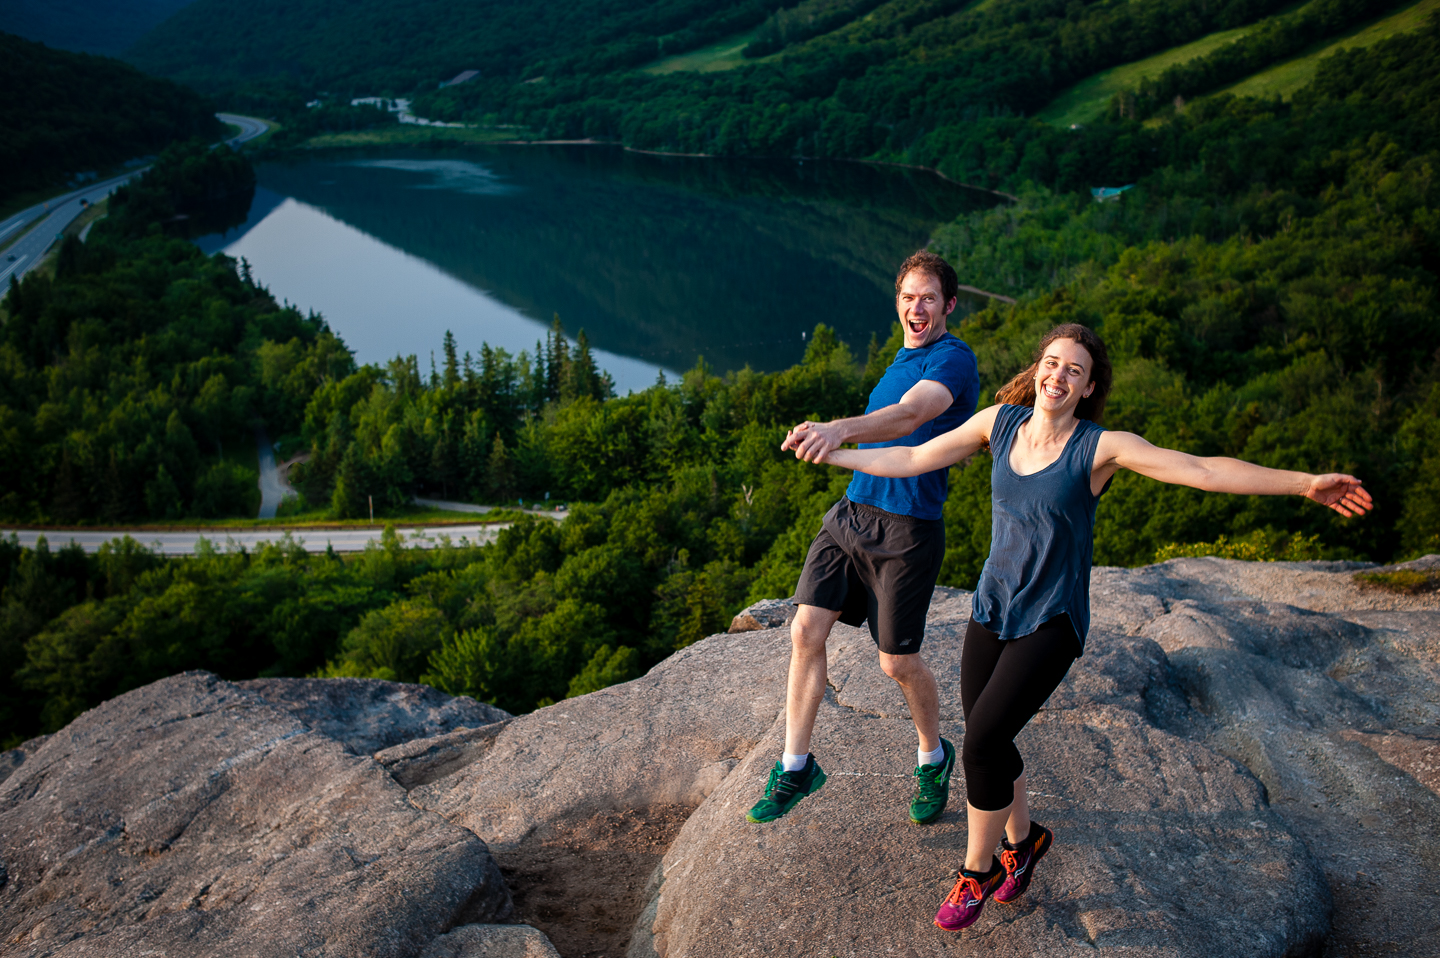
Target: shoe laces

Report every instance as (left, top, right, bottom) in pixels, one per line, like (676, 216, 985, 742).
(945, 874, 981, 906)
(1001, 848, 1020, 873)
(765, 765, 803, 801)
(912, 766, 945, 803)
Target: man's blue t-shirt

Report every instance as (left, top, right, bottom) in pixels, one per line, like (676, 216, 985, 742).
(845, 332, 980, 520)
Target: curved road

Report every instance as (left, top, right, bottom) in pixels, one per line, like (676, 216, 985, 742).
(0, 113, 270, 289)
(217, 113, 270, 148)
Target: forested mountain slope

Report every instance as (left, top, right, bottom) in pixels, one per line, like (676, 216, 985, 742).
(0, 31, 220, 205)
(127, 0, 784, 95)
(0, 0, 197, 56)
(130, 0, 1408, 159)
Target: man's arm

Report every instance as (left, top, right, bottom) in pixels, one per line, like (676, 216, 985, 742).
(781, 379, 954, 463)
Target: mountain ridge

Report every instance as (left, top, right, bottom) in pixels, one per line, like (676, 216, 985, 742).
(0, 30, 221, 206)
(0, 0, 198, 57)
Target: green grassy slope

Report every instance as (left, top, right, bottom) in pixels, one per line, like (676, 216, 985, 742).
(1220, 0, 1440, 98)
(128, 0, 779, 93)
(640, 30, 761, 74)
(1035, 0, 1419, 125)
(1035, 23, 1263, 126)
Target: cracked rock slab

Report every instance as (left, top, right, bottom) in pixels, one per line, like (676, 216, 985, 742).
(376, 720, 512, 789)
(0, 671, 510, 958)
(410, 629, 793, 846)
(728, 597, 796, 633)
(1085, 559, 1440, 958)
(0, 735, 48, 788)
(237, 676, 510, 755)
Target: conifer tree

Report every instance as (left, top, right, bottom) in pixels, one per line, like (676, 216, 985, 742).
(51, 450, 85, 523)
(330, 444, 370, 519)
(564, 329, 614, 401)
(459, 411, 491, 498)
(144, 465, 183, 519)
(485, 434, 516, 503)
(430, 411, 460, 499)
(545, 314, 570, 403)
(100, 449, 135, 523)
(442, 331, 460, 389)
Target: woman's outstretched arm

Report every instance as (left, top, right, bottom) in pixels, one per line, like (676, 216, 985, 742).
(814, 405, 1002, 477)
(1094, 431, 1374, 517)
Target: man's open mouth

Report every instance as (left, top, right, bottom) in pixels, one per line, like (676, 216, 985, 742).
(909, 320, 927, 334)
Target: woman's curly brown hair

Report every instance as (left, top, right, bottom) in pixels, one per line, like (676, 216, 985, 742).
(994, 323, 1113, 424)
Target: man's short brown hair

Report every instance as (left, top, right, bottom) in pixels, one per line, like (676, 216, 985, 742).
(894, 250, 959, 306)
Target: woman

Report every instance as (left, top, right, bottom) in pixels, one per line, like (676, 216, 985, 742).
(811, 323, 1372, 932)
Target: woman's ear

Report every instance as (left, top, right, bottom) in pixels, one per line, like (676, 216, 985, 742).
(1083, 381, 1096, 398)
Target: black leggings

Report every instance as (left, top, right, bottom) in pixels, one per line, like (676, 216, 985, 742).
(960, 615, 1080, 811)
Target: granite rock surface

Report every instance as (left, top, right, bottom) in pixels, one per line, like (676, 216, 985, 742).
(236, 676, 510, 754)
(641, 583, 1329, 958)
(418, 923, 562, 958)
(2, 558, 1435, 958)
(409, 560, 1437, 957)
(0, 672, 512, 957)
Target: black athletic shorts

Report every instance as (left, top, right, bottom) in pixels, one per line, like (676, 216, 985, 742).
(793, 497, 945, 655)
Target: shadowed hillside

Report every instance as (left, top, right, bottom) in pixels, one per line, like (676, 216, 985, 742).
(0, 30, 220, 205)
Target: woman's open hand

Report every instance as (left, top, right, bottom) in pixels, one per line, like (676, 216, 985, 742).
(1304, 474, 1374, 517)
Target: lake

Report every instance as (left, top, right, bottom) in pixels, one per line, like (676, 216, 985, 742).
(198, 146, 999, 394)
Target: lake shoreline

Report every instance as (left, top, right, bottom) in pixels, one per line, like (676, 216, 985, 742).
(268, 130, 1022, 204)
(260, 135, 1022, 304)
(213, 143, 1012, 381)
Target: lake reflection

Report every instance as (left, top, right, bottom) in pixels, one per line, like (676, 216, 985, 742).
(200, 146, 999, 392)
(214, 195, 665, 393)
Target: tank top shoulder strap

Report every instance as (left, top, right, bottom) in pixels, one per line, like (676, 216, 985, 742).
(1067, 418, 1107, 492)
(989, 404, 1031, 457)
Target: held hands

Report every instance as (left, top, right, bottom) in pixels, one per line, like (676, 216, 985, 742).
(781, 421, 844, 463)
(1304, 474, 1374, 517)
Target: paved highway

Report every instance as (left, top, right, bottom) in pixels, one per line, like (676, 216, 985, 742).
(0, 171, 143, 287)
(2, 523, 509, 556)
(0, 113, 271, 289)
(217, 113, 270, 147)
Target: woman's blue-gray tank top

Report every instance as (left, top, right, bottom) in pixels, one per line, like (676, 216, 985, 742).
(971, 404, 1108, 654)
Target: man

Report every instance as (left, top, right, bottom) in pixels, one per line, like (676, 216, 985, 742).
(747, 249, 980, 825)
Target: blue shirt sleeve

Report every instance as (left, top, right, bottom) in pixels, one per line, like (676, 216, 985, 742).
(922, 339, 979, 408)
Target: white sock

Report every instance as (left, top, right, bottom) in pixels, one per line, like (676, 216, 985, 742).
(918, 744, 945, 767)
(781, 752, 809, 772)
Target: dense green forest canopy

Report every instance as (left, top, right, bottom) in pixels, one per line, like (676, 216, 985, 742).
(130, 0, 1407, 170)
(1, 141, 347, 524)
(4, 4, 1438, 748)
(0, 31, 220, 206)
(0, 0, 198, 57)
(5, 22, 1440, 746)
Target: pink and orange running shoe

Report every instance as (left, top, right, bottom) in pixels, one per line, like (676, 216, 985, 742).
(934, 859, 1005, 932)
(995, 822, 1053, 904)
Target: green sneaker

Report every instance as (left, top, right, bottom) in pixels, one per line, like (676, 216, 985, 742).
(909, 738, 955, 824)
(746, 755, 827, 823)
